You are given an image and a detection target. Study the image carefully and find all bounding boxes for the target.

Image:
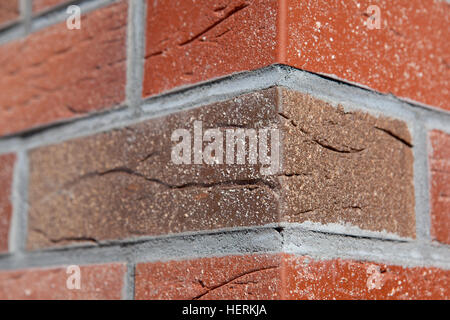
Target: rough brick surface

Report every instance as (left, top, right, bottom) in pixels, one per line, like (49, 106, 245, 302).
(144, 0, 449, 110)
(0, 1, 127, 137)
(279, 88, 415, 238)
(0, 154, 15, 253)
(27, 88, 414, 249)
(33, 0, 72, 14)
(0, 263, 125, 299)
(143, 0, 278, 97)
(283, 0, 450, 110)
(429, 130, 450, 244)
(0, 0, 20, 27)
(135, 254, 450, 300)
(283, 255, 450, 300)
(27, 89, 281, 249)
(135, 255, 282, 299)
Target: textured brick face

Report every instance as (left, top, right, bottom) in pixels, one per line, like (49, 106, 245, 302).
(33, 0, 72, 14)
(279, 89, 415, 238)
(143, 0, 278, 97)
(429, 130, 450, 244)
(283, 255, 450, 300)
(27, 90, 281, 249)
(135, 254, 449, 300)
(0, 154, 15, 253)
(283, 0, 450, 110)
(0, 263, 126, 300)
(0, 0, 127, 137)
(27, 88, 414, 249)
(135, 255, 282, 299)
(143, 0, 449, 110)
(0, 1, 19, 27)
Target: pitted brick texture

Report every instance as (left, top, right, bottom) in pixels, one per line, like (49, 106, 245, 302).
(144, 0, 449, 110)
(279, 88, 415, 238)
(135, 254, 450, 300)
(143, 0, 278, 97)
(135, 254, 282, 299)
(283, 255, 450, 300)
(429, 130, 450, 244)
(283, 0, 450, 110)
(0, 0, 127, 137)
(0, 1, 19, 27)
(0, 263, 126, 299)
(27, 88, 414, 249)
(27, 89, 281, 249)
(0, 154, 15, 253)
(33, 0, 72, 14)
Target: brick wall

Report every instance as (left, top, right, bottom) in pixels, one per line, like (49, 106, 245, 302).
(0, 0, 448, 300)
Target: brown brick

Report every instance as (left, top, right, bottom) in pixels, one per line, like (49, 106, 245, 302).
(0, 263, 125, 299)
(27, 89, 281, 249)
(279, 89, 415, 238)
(429, 130, 450, 244)
(33, 0, 72, 14)
(27, 87, 415, 249)
(0, 1, 127, 137)
(135, 254, 282, 300)
(0, 0, 19, 27)
(0, 154, 15, 253)
(135, 254, 449, 300)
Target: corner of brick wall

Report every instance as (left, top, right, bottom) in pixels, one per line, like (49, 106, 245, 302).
(0, 0, 448, 300)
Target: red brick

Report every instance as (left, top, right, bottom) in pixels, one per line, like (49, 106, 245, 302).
(0, 1, 20, 27)
(135, 254, 282, 300)
(429, 130, 450, 244)
(33, 0, 72, 14)
(0, 263, 126, 299)
(0, 154, 15, 253)
(0, 1, 127, 137)
(135, 254, 450, 300)
(143, 0, 278, 97)
(143, 0, 449, 110)
(283, 255, 450, 300)
(283, 0, 450, 111)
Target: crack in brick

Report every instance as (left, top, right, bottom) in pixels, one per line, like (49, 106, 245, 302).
(279, 112, 365, 153)
(192, 265, 279, 300)
(138, 151, 160, 163)
(31, 227, 99, 245)
(61, 166, 279, 192)
(179, 3, 249, 46)
(313, 138, 366, 154)
(145, 49, 165, 59)
(374, 126, 413, 148)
